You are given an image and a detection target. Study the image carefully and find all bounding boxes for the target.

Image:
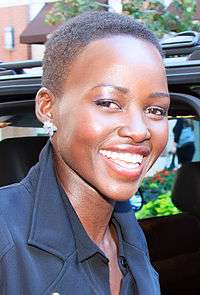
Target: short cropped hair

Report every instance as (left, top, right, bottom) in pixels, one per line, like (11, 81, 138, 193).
(42, 11, 162, 97)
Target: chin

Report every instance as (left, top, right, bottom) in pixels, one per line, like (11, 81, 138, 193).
(100, 182, 140, 203)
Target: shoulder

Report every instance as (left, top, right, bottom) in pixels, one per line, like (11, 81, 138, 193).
(0, 212, 14, 288)
(0, 214, 14, 260)
(0, 213, 14, 289)
(0, 181, 33, 214)
(0, 182, 34, 257)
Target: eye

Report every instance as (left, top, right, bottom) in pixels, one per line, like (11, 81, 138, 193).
(95, 99, 121, 110)
(145, 106, 168, 119)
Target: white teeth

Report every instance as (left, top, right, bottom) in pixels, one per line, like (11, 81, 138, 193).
(112, 152, 117, 159)
(114, 159, 140, 169)
(99, 150, 143, 164)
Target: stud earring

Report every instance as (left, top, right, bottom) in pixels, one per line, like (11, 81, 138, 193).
(43, 120, 57, 137)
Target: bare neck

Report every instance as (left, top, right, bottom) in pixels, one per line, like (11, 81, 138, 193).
(53, 151, 115, 246)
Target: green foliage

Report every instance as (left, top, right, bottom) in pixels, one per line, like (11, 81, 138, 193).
(172, 0, 200, 31)
(136, 192, 181, 219)
(135, 169, 180, 219)
(46, 0, 200, 38)
(45, 0, 107, 25)
(122, 0, 200, 37)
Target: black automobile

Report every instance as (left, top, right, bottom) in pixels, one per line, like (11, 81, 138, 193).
(0, 32, 200, 295)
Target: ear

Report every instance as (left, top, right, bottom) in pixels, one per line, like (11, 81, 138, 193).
(35, 87, 56, 123)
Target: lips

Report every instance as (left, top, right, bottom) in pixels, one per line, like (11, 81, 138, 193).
(99, 145, 150, 179)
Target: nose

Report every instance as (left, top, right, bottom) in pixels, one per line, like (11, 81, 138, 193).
(118, 110, 150, 142)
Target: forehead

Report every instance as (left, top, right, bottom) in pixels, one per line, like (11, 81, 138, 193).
(62, 35, 166, 94)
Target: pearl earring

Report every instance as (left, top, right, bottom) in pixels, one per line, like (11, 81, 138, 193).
(43, 120, 57, 137)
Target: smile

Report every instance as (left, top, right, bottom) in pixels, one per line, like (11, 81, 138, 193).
(99, 149, 143, 169)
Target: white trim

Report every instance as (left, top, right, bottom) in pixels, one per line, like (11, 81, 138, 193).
(108, 0, 122, 13)
(0, 0, 54, 8)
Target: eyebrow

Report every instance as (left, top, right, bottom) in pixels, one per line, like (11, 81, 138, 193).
(148, 92, 170, 99)
(92, 84, 170, 99)
(91, 84, 129, 94)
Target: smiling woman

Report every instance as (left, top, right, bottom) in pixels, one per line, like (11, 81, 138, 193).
(0, 11, 169, 295)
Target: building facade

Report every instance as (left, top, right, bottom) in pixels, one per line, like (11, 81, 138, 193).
(0, 0, 54, 61)
(0, 3, 30, 61)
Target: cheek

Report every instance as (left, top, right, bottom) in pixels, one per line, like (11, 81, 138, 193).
(74, 112, 105, 145)
(78, 113, 104, 143)
(151, 119, 169, 155)
(62, 109, 112, 156)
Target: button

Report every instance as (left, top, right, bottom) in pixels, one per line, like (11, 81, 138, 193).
(120, 257, 127, 268)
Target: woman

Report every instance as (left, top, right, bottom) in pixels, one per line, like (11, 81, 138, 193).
(173, 118, 195, 165)
(0, 11, 170, 295)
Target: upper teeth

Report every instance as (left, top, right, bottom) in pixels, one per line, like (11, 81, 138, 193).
(99, 150, 143, 164)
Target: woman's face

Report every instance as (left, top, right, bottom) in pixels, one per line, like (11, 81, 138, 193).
(52, 35, 170, 201)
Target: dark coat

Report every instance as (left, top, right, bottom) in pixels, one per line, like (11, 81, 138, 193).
(0, 142, 160, 295)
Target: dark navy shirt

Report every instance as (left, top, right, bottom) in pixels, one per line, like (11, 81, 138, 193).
(61, 186, 137, 294)
(0, 142, 160, 295)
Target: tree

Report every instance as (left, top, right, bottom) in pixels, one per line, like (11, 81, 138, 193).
(45, 0, 108, 25)
(122, 0, 200, 37)
(45, 0, 200, 37)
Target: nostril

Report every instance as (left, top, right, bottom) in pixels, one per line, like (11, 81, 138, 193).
(117, 125, 150, 142)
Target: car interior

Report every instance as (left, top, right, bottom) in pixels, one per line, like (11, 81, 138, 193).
(140, 162, 200, 295)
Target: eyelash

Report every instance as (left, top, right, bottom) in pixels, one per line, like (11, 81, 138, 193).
(94, 99, 168, 119)
(145, 106, 168, 119)
(95, 99, 121, 110)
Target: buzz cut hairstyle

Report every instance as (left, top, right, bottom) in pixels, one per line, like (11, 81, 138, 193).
(42, 11, 162, 97)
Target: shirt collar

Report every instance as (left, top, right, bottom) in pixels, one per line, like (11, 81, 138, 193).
(60, 185, 103, 262)
(26, 141, 76, 261)
(113, 202, 148, 255)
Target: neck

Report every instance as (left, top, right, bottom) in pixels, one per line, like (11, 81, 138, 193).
(53, 150, 115, 246)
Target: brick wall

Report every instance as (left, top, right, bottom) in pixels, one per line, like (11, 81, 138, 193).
(0, 5, 30, 61)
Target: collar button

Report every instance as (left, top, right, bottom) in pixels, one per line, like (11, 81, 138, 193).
(120, 257, 127, 268)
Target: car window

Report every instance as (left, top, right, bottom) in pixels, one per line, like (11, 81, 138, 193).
(0, 127, 36, 140)
(0, 126, 46, 141)
(0, 108, 43, 140)
(132, 117, 200, 219)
